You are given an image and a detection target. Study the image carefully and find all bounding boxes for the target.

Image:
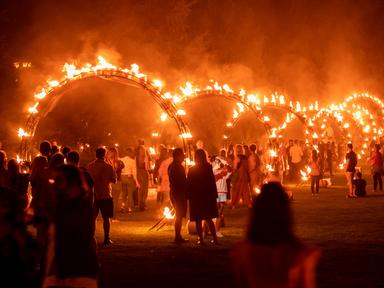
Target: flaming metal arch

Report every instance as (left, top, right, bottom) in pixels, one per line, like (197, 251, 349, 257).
(180, 90, 272, 137)
(225, 104, 315, 141)
(309, 107, 369, 142)
(19, 68, 193, 160)
(344, 93, 384, 120)
(261, 104, 313, 134)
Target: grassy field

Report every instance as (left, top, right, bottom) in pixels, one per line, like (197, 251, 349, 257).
(95, 174, 384, 288)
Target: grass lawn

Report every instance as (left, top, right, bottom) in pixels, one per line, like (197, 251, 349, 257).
(95, 173, 384, 288)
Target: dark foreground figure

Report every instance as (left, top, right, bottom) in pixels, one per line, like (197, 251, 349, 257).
(232, 182, 320, 288)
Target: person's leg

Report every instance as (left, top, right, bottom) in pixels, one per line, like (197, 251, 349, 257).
(120, 176, 128, 212)
(126, 178, 135, 212)
(137, 170, 145, 210)
(242, 184, 252, 208)
(346, 172, 351, 197)
(311, 176, 315, 195)
(206, 219, 219, 244)
(216, 203, 224, 231)
(174, 214, 182, 241)
(351, 172, 356, 196)
(379, 173, 383, 191)
(316, 176, 320, 194)
(112, 182, 121, 217)
(196, 220, 204, 244)
(103, 217, 111, 243)
(329, 160, 333, 176)
(102, 199, 114, 244)
(373, 173, 378, 191)
(138, 170, 149, 210)
(346, 172, 355, 197)
(120, 184, 128, 212)
(231, 188, 239, 208)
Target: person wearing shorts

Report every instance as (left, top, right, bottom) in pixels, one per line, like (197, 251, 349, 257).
(88, 147, 117, 245)
(213, 157, 231, 238)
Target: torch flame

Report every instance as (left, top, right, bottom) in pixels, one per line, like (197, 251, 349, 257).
(163, 207, 175, 220)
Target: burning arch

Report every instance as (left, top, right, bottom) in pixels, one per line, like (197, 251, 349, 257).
(18, 57, 193, 160)
(344, 93, 384, 118)
(180, 89, 272, 139)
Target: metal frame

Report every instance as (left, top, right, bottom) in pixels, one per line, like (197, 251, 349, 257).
(19, 69, 193, 160)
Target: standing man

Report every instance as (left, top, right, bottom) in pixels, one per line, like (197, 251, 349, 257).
(248, 144, 260, 191)
(168, 148, 188, 243)
(345, 143, 357, 198)
(120, 147, 139, 213)
(88, 147, 117, 245)
(289, 140, 303, 182)
(135, 140, 149, 211)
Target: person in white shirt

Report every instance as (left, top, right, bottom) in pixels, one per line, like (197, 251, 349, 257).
(213, 157, 231, 237)
(120, 148, 139, 213)
(289, 140, 303, 182)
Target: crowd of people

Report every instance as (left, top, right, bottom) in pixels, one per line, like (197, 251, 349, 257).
(0, 136, 383, 287)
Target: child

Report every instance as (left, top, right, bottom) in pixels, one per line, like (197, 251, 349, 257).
(353, 172, 366, 197)
(213, 157, 231, 238)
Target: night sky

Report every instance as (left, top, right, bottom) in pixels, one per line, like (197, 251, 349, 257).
(1, 0, 384, 148)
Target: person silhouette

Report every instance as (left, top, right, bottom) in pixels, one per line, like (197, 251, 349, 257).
(187, 149, 219, 245)
(232, 182, 320, 288)
(87, 148, 117, 246)
(43, 165, 98, 287)
(168, 148, 188, 243)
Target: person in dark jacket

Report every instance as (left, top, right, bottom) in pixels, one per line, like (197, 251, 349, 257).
(43, 164, 98, 287)
(168, 148, 188, 244)
(7, 159, 29, 212)
(187, 149, 219, 245)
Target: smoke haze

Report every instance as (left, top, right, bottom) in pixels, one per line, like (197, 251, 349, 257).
(1, 0, 384, 151)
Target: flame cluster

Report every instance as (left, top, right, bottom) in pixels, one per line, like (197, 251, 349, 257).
(18, 56, 384, 168)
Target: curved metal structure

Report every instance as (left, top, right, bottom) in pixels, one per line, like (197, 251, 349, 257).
(181, 90, 272, 136)
(19, 68, 193, 159)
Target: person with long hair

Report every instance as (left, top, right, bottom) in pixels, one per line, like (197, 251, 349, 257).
(231, 145, 252, 209)
(106, 147, 125, 219)
(309, 150, 321, 196)
(187, 149, 219, 245)
(370, 143, 383, 192)
(43, 165, 98, 288)
(248, 144, 261, 192)
(156, 147, 172, 205)
(232, 182, 320, 288)
(135, 140, 150, 211)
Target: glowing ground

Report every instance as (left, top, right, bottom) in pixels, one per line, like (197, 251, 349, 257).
(95, 174, 384, 288)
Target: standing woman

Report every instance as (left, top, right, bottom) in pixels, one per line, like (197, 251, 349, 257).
(187, 149, 219, 245)
(231, 145, 252, 209)
(370, 144, 383, 192)
(156, 148, 172, 205)
(309, 150, 321, 195)
(106, 147, 125, 218)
